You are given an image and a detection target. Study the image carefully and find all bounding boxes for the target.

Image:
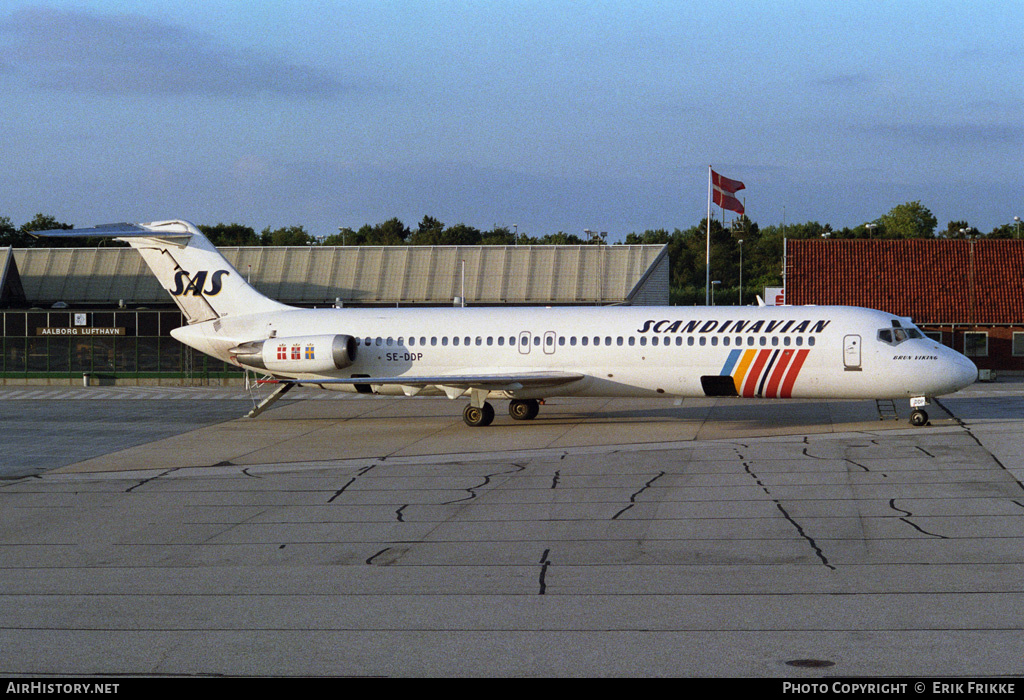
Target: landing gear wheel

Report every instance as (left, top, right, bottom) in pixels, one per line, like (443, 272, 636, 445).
(509, 399, 540, 421)
(910, 409, 929, 426)
(463, 402, 495, 427)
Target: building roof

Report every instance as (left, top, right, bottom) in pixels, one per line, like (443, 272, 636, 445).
(8, 244, 669, 307)
(0, 247, 26, 307)
(787, 239, 1024, 324)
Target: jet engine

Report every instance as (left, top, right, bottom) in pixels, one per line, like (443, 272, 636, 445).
(230, 334, 358, 373)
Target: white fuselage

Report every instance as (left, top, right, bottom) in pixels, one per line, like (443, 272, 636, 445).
(173, 304, 978, 402)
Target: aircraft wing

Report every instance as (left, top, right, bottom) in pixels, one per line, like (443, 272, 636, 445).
(287, 371, 585, 394)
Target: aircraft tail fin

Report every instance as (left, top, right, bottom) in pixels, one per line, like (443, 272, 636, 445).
(32, 220, 290, 323)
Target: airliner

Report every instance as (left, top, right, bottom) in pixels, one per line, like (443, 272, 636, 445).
(37, 220, 977, 427)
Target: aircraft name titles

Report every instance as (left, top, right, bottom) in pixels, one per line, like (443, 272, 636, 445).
(637, 319, 831, 335)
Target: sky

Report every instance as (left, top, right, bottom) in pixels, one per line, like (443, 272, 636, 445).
(2, 1, 1022, 241)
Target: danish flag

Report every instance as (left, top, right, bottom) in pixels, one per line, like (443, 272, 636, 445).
(711, 169, 745, 214)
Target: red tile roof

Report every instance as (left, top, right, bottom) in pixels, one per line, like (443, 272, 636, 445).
(787, 240, 1024, 324)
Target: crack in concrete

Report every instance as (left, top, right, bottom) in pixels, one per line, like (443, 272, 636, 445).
(612, 471, 665, 520)
(744, 460, 835, 570)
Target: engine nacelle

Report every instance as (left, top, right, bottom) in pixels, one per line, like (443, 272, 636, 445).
(231, 334, 358, 373)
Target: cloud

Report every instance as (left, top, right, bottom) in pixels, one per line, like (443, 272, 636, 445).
(0, 7, 353, 98)
(866, 123, 1024, 146)
(812, 72, 877, 89)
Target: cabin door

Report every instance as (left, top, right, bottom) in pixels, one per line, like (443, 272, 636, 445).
(518, 331, 531, 354)
(543, 331, 556, 355)
(843, 334, 862, 371)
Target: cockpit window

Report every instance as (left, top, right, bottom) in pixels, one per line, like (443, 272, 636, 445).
(878, 323, 924, 345)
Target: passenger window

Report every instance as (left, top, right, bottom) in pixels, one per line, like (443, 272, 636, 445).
(605, 336, 612, 346)
(582, 337, 589, 346)
(653, 336, 659, 346)
(533, 336, 540, 346)
(687, 337, 694, 346)
(723, 337, 730, 346)
(559, 336, 565, 346)
(699, 337, 706, 346)
(796, 336, 803, 346)
(808, 337, 815, 346)
(408, 337, 415, 346)
(771, 336, 778, 346)
(675, 337, 682, 346)
(617, 337, 624, 346)
(628, 337, 635, 346)
(711, 336, 718, 346)
(375, 337, 383, 346)
(431, 337, 437, 346)
(441, 337, 448, 346)
(453, 337, 460, 346)
(784, 336, 791, 346)
(476, 337, 482, 346)
(759, 336, 766, 346)
(498, 337, 504, 346)
(570, 337, 577, 346)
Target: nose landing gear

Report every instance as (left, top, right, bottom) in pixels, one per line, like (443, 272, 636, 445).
(909, 397, 930, 426)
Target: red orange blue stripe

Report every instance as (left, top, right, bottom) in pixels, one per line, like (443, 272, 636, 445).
(720, 348, 810, 398)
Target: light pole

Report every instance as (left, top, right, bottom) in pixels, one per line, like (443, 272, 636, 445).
(711, 280, 721, 306)
(738, 239, 744, 306)
(1015, 216, 1020, 239)
(865, 223, 877, 237)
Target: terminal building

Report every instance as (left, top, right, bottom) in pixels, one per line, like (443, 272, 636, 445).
(0, 244, 669, 384)
(787, 239, 1024, 375)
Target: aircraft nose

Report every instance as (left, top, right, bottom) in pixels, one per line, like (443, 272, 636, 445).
(944, 350, 978, 393)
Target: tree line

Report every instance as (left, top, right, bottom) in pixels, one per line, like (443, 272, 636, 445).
(3, 203, 1020, 306)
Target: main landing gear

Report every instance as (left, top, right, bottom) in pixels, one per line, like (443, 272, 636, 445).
(462, 398, 542, 427)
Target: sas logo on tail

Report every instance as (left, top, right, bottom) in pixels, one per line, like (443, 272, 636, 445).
(170, 270, 229, 297)
(720, 348, 810, 399)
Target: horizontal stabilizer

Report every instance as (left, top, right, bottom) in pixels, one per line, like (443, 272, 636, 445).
(31, 222, 193, 240)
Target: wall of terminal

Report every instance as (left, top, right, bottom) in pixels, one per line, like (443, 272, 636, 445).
(1, 308, 243, 385)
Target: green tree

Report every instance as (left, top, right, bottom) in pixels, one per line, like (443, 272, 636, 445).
(321, 226, 359, 246)
(17, 214, 82, 247)
(199, 223, 259, 246)
(438, 223, 482, 246)
(938, 221, 971, 239)
(260, 225, 314, 246)
(480, 226, 517, 246)
(0, 216, 19, 247)
(360, 218, 410, 246)
(987, 222, 1018, 239)
(876, 201, 938, 238)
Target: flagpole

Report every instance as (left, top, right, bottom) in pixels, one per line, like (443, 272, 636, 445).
(706, 165, 712, 306)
